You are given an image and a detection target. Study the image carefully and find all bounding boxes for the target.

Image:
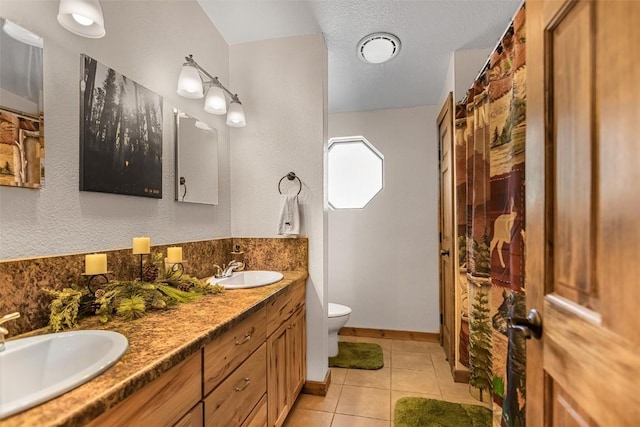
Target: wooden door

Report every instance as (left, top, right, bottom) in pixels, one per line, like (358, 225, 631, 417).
(437, 92, 455, 368)
(526, 1, 640, 425)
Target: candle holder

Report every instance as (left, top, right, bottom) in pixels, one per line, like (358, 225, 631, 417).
(168, 261, 185, 280)
(83, 272, 111, 295)
(137, 254, 148, 281)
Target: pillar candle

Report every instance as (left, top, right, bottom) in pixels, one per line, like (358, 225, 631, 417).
(132, 237, 151, 254)
(85, 253, 107, 275)
(167, 247, 183, 263)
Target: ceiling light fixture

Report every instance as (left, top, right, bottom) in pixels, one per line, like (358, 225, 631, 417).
(177, 54, 246, 128)
(57, 0, 106, 38)
(357, 32, 401, 64)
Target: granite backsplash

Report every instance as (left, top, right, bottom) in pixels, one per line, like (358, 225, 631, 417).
(0, 237, 308, 335)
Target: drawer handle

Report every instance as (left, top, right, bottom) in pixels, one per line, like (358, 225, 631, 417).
(234, 377, 251, 392)
(235, 333, 251, 345)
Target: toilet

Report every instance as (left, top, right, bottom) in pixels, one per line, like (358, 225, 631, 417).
(328, 303, 352, 357)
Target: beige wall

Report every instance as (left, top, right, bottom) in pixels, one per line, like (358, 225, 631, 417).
(229, 34, 328, 381)
(329, 106, 440, 333)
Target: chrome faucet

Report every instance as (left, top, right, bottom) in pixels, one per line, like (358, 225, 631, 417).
(0, 312, 20, 352)
(213, 260, 245, 278)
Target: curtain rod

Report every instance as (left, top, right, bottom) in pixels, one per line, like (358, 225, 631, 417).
(460, 0, 525, 105)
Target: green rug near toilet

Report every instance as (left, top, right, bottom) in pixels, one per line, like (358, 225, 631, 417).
(328, 342, 384, 369)
(394, 397, 492, 427)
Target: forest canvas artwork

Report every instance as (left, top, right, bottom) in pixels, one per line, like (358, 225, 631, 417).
(80, 55, 162, 198)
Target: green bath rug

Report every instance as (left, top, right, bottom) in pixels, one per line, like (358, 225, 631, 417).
(394, 397, 492, 427)
(328, 341, 384, 369)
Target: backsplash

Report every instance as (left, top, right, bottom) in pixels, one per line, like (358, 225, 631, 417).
(0, 237, 307, 335)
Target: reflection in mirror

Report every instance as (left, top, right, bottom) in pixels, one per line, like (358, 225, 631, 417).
(174, 110, 218, 205)
(0, 18, 44, 189)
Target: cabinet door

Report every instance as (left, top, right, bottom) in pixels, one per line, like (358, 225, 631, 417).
(267, 322, 289, 427)
(287, 308, 306, 404)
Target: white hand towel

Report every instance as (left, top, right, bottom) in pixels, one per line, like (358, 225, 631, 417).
(278, 194, 300, 236)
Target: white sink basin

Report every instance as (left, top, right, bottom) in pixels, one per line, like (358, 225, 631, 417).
(207, 270, 284, 289)
(0, 330, 129, 419)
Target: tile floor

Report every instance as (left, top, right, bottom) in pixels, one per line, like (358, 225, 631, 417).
(283, 335, 491, 427)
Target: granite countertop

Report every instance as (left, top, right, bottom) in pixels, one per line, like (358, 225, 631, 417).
(3, 269, 308, 427)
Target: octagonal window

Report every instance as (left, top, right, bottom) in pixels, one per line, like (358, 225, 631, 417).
(328, 136, 384, 209)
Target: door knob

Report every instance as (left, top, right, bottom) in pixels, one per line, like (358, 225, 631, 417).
(440, 249, 450, 256)
(508, 308, 542, 340)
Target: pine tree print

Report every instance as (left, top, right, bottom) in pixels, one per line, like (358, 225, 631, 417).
(469, 289, 493, 401)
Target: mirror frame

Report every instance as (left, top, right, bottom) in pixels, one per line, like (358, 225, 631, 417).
(173, 110, 219, 205)
(0, 17, 44, 189)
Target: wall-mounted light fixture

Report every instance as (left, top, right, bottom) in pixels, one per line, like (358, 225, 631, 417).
(57, 0, 106, 38)
(2, 20, 44, 48)
(177, 54, 246, 128)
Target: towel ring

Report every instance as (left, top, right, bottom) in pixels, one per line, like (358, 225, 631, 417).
(278, 172, 302, 195)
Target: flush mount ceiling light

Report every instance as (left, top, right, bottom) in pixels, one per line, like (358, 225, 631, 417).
(177, 54, 246, 128)
(357, 32, 401, 64)
(2, 20, 43, 48)
(57, 0, 106, 38)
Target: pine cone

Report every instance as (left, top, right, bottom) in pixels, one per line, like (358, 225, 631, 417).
(142, 263, 159, 282)
(177, 282, 193, 292)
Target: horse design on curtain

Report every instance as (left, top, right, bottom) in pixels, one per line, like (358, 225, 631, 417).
(456, 5, 526, 427)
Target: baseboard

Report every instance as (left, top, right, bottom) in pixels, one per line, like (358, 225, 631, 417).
(453, 369, 470, 384)
(302, 369, 331, 396)
(339, 327, 440, 342)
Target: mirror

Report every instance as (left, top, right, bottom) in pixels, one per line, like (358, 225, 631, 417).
(174, 110, 219, 205)
(0, 18, 44, 189)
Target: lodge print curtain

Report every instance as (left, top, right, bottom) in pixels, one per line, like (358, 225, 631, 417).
(456, 6, 526, 427)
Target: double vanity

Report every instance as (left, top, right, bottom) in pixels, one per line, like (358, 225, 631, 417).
(1, 269, 307, 427)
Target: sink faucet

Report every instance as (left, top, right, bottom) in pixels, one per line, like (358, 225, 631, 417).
(0, 312, 20, 352)
(213, 260, 245, 278)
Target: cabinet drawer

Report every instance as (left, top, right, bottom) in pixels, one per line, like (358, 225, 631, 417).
(88, 352, 202, 427)
(242, 395, 267, 427)
(204, 306, 266, 394)
(204, 344, 267, 427)
(266, 280, 305, 336)
(174, 402, 203, 427)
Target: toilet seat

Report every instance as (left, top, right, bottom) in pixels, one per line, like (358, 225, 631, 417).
(328, 303, 352, 318)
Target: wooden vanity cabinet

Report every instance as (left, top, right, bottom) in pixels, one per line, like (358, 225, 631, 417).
(84, 279, 305, 427)
(203, 343, 267, 426)
(266, 281, 306, 427)
(86, 352, 202, 427)
(203, 307, 267, 395)
(202, 307, 268, 427)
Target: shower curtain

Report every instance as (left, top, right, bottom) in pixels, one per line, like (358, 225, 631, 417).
(455, 6, 526, 427)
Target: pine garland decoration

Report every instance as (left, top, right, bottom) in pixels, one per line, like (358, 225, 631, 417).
(45, 287, 87, 332)
(46, 253, 225, 331)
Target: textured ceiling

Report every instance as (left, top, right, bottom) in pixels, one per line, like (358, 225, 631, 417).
(198, 0, 522, 113)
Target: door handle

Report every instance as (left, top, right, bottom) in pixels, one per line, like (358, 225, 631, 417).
(440, 250, 450, 256)
(508, 308, 542, 340)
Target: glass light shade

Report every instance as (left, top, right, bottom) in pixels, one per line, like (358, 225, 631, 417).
(2, 20, 44, 48)
(357, 33, 401, 64)
(57, 0, 105, 39)
(177, 64, 203, 99)
(361, 39, 394, 63)
(194, 121, 213, 131)
(226, 101, 246, 128)
(204, 86, 227, 114)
